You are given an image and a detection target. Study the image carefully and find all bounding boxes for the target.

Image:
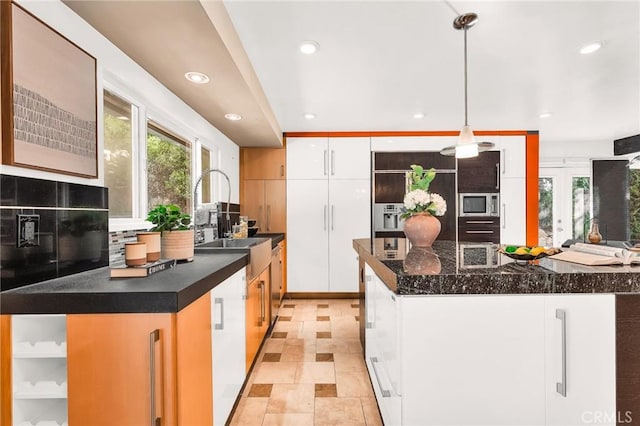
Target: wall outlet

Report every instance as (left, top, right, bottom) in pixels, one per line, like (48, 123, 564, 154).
(17, 214, 39, 248)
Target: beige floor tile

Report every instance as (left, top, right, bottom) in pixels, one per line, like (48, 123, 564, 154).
(316, 338, 363, 354)
(291, 310, 318, 321)
(263, 338, 286, 353)
(253, 361, 297, 384)
(333, 353, 367, 373)
(281, 349, 317, 362)
(278, 307, 294, 316)
(335, 370, 374, 397)
(274, 320, 303, 333)
(284, 338, 317, 353)
(230, 397, 269, 426)
(302, 320, 331, 332)
(295, 362, 336, 384)
(314, 397, 366, 426)
(262, 413, 315, 425)
(266, 383, 315, 414)
(360, 397, 383, 426)
(317, 308, 330, 316)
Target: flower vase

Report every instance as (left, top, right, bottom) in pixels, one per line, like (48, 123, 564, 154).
(403, 213, 441, 247)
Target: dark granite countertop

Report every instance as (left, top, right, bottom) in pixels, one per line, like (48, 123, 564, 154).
(0, 252, 248, 314)
(354, 238, 640, 295)
(255, 233, 285, 248)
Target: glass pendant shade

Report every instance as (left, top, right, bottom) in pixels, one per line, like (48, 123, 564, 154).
(455, 125, 479, 158)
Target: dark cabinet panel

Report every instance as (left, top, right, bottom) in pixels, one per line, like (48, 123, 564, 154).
(374, 152, 455, 171)
(457, 151, 500, 193)
(593, 160, 630, 241)
(458, 217, 500, 243)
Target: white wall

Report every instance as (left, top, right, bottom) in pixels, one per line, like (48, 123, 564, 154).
(2, 0, 239, 204)
(539, 138, 613, 166)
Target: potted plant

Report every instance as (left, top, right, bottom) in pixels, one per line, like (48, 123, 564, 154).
(401, 165, 447, 247)
(147, 204, 194, 261)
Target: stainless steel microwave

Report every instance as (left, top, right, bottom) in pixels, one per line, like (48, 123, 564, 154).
(459, 193, 499, 217)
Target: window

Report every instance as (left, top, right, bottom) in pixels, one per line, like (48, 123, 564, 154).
(538, 177, 553, 246)
(147, 122, 192, 214)
(103, 91, 136, 218)
(630, 168, 640, 240)
(572, 177, 591, 240)
(200, 145, 212, 204)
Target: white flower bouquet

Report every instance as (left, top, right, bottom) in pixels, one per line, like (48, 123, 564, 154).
(401, 165, 447, 219)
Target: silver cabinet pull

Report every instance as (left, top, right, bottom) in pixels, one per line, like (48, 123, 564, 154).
(323, 150, 328, 175)
(496, 163, 500, 189)
(331, 205, 335, 231)
(259, 281, 265, 324)
(370, 357, 391, 397)
(331, 150, 335, 175)
(465, 230, 494, 234)
(501, 149, 506, 175)
(323, 205, 328, 231)
(466, 220, 494, 224)
(149, 329, 161, 426)
(502, 204, 506, 229)
(258, 206, 264, 231)
(267, 205, 271, 231)
(214, 297, 224, 330)
(556, 309, 567, 397)
(280, 164, 284, 177)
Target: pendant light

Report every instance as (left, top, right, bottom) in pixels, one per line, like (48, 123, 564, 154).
(440, 12, 494, 158)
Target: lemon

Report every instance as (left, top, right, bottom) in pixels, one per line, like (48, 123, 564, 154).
(530, 246, 546, 256)
(514, 247, 529, 255)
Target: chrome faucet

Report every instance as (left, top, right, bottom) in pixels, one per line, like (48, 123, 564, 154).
(193, 168, 232, 242)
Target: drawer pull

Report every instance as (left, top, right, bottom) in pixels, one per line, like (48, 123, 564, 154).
(370, 357, 391, 398)
(149, 329, 162, 426)
(214, 297, 224, 330)
(556, 309, 567, 397)
(465, 220, 494, 224)
(465, 230, 494, 234)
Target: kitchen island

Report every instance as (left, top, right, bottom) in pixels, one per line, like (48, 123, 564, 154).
(354, 238, 640, 426)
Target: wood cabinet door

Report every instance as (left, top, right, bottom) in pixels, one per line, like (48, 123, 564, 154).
(457, 150, 500, 193)
(265, 180, 286, 233)
(67, 313, 177, 426)
(242, 180, 266, 231)
(245, 277, 261, 373)
(243, 148, 286, 180)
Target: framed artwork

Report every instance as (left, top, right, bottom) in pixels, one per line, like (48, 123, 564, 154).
(0, 1, 98, 178)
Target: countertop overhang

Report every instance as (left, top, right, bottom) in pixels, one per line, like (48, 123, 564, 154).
(354, 238, 640, 296)
(1, 252, 248, 315)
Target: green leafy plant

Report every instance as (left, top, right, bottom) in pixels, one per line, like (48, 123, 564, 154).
(147, 204, 191, 232)
(406, 165, 436, 192)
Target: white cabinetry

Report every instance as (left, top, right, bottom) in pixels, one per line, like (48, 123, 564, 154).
(12, 315, 68, 426)
(210, 267, 247, 426)
(287, 137, 370, 293)
(544, 295, 616, 426)
(500, 177, 526, 244)
(494, 135, 526, 178)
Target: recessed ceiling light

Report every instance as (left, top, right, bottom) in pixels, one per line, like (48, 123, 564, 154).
(539, 112, 552, 119)
(224, 113, 242, 121)
(184, 71, 210, 84)
(300, 41, 320, 55)
(580, 42, 602, 55)
(304, 113, 316, 119)
(413, 112, 425, 119)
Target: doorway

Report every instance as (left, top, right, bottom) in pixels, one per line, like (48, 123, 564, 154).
(538, 166, 591, 247)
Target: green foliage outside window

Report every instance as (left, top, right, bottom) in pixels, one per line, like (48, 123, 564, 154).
(630, 169, 640, 240)
(147, 131, 191, 214)
(104, 110, 133, 218)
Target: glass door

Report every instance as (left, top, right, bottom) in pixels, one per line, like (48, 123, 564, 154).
(539, 167, 591, 247)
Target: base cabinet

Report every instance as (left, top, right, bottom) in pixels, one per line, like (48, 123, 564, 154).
(364, 267, 616, 426)
(211, 267, 247, 426)
(245, 267, 270, 372)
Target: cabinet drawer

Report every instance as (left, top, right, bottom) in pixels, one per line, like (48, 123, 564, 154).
(459, 217, 500, 243)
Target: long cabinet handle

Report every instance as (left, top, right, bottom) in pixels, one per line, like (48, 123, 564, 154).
(502, 204, 506, 229)
(331, 205, 335, 231)
(259, 281, 265, 324)
(258, 206, 264, 231)
(556, 309, 567, 397)
(323, 150, 328, 176)
(465, 220, 495, 224)
(496, 163, 500, 190)
(323, 205, 328, 231)
(149, 329, 161, 426)
(267, 205, 271, 231)
(501, 149, 506, 175)
(214, 297, 224, 330)
(370, 357, 391, 397)
(331, 150, 335, 175)
(464, 230, 494, 234)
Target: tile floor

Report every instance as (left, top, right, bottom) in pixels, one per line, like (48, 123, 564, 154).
(230, 298, 383, 426)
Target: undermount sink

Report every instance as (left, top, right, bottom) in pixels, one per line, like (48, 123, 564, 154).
(195, 237, 271, 280)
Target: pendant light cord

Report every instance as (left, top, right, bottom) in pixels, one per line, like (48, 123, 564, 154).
(464, 25, 469, 126)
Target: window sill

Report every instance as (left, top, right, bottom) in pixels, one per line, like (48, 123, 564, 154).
(109, 218, 152, 233)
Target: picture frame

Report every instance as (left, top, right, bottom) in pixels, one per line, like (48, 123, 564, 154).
(0, 1, 98, 178)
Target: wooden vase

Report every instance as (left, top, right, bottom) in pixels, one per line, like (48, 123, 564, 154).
(403, 213, 441, 247)
(161, 229, 194, 261)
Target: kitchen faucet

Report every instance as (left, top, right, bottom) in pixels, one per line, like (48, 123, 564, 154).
(193, 168, 232, 243)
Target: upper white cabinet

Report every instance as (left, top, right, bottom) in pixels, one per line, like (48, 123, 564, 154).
(544, 295, 616, 426)
(371, 136, 457, 152)
(286, 137, 370, 179)
(493, 135, 526, 178)
(500, 177, 527, 244)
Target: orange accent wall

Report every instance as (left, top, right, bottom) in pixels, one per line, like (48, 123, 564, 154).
(0, 316, 11, 426)
(284, 130, 540, 245)
(525, 132, 540, 246)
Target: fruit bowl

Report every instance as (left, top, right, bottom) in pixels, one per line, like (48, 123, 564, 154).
(498, 245, 560, 262)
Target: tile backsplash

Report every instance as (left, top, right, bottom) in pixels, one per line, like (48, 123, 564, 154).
(1, 174, 109, 291)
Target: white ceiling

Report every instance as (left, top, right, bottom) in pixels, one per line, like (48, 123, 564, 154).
(223, 0, 640, 146)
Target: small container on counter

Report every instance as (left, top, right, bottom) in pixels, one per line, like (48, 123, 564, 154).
(125, 242, 147, 266)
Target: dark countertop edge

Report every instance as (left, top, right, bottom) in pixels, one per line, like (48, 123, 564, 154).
(353, 238, 640, 296)
(0, 256, 249, 315)
(256, 233, 285, 248)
